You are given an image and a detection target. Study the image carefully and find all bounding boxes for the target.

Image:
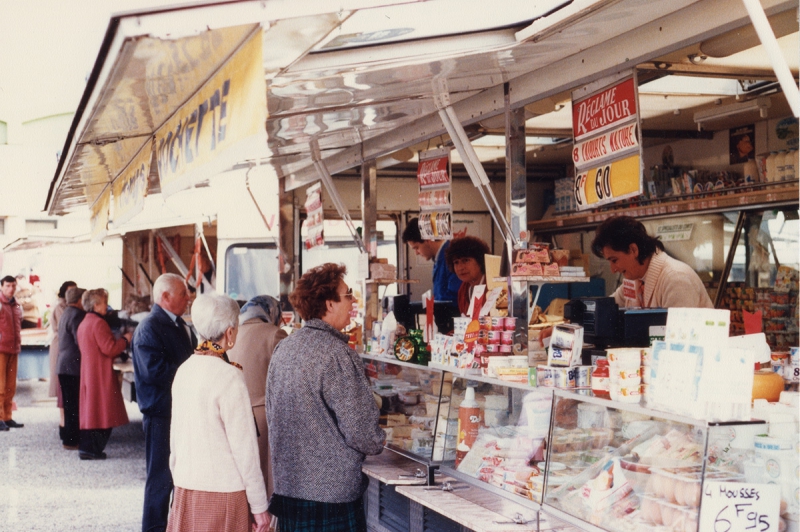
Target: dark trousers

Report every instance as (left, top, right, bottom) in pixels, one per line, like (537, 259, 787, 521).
(58, 374, 80, 446)
(79, 428, 112, 454)
(142, 415, 172, 532)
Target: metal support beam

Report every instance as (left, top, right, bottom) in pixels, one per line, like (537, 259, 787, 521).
(278, 176, 296, 308)
(504, 85, 529, 355)
(361, 160, 380, 332)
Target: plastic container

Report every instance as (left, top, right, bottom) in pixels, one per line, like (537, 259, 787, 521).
(766, 151, 779, 182)
(743, 158, 759, 183)
(456, 385, 482, 466)
(776, 151, 788, 181)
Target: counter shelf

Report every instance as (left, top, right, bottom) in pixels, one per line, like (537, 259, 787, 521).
(542, 392, 772, 532)
(361, 351, 441, 372)
(396, 478, 560, 532)
(362, 451, 430, 486)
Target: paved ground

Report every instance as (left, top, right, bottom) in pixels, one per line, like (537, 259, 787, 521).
(0, 378, 146, 531)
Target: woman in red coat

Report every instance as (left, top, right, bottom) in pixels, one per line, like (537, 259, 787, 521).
(77, 289, 132, 460)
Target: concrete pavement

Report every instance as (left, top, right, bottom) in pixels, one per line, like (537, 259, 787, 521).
(0, 378, 146, 531)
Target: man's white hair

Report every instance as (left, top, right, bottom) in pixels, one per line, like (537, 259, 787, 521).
(191, 293, 239, 343)
(152, 273, 186, 306)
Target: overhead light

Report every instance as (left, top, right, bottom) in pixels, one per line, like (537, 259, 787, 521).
(693, 97, 771, 130)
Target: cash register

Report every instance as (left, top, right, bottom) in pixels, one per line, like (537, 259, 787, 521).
(563, 296, 667, 358)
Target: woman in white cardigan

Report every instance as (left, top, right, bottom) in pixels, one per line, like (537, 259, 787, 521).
(167, 293, 271, 532)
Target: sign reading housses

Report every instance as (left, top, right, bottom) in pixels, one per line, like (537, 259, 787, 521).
(572, 72, 643, 210)
(155, 28, 267, 197)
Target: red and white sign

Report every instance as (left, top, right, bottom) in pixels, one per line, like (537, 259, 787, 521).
(573, 77, 636, 141)
(417, 156, 450, 187)
(572, 123, 639, 167)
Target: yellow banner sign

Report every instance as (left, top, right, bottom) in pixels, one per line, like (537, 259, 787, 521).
(155, 28, 267, 197)
(574, 154, 641, 210)
(113, 143, 151, 226)
(90, 187, 111, 242)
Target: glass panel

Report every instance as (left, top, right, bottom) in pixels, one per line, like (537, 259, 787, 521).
(722, 208, 799, 349)
(442, 377, 553, 504)
(224, 243, 279, 302)
(543, 395, 768, 532)
(363, 358, 452, 462)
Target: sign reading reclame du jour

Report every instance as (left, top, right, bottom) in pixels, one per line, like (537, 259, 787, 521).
(155, 28, 267, 197)
(572, 72, 643, 210)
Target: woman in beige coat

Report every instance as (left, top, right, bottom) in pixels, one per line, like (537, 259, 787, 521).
(226, 295, 287, 497)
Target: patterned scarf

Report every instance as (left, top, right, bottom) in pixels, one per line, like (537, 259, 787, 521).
(194, 339, 243, 370)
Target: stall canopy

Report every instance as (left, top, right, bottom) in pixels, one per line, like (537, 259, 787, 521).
(45, 0, 799, 220)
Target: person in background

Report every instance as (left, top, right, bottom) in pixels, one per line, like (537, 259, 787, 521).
(167, 294, 270, 532)
(49, 280, 77, 441)
(0, 275, 23, 431)
(402, 218, 462, 304)
(132, 273, 194, 532)
(227, 295, 288, 498)
(76, 288, 132, 460)
(15, 274, 40, 329)
(591, 216, 714, 309)
(56, 286, 86, 450)
(266, 263, 384, 532)
(445, 236, 491, 317)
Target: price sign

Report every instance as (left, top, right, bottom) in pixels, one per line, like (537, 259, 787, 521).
(573, 153, 641, 209)
(700, 482, 780, 532)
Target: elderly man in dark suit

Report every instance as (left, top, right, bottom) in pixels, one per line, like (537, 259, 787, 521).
(132, 273, 194, 532)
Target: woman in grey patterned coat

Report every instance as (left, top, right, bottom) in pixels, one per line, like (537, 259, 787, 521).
(266, 263, 384, 532)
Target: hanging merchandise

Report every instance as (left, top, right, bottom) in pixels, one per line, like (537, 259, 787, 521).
(302, 182, 324, 250)
(417, 148, 453, 240)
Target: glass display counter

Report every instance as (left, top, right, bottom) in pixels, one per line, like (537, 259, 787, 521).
(439, 375, 555, 510)
(542, 389, 774, 532)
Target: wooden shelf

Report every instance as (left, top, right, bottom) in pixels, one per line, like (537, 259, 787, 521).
(495, 276, 590, 283)
(365, 279, 419, 285)
(530, 182, 799, 234)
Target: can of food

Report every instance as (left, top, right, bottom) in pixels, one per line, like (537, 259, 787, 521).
(537, 365, 554, 387)
(479, 316, 492, 330)
(504, 317, 517, 331)
(553, 367, 576, 388)
(499, 344, 512, 354)
(500, 331, 514, 345)
(574, 365, 592, 388)
(490, 316, 505, 331)
(486, 343, 501, 353)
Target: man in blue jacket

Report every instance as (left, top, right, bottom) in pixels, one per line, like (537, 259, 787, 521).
(132, 273, 194, 532)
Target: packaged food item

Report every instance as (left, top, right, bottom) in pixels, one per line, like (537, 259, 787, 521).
(591, 359, 610, 399)
(455, 386, 482, 466)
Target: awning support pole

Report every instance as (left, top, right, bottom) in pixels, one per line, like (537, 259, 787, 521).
(740, 0, 800, 117)
(432, 79, 518, 246)
(310, 140, 366, 254)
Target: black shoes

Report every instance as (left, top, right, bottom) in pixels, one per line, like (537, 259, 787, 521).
(0, 421, 8, 431)
(5, 419, 24, 428)
(79, 451, 108, 460)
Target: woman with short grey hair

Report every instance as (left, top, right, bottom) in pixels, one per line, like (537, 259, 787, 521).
(167, 294, 270, 532)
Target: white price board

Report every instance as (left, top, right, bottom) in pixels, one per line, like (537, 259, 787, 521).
(700, 482, 780, 532)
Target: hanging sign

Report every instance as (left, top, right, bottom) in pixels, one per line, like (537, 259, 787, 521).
(155, 29, 267, 197)
(656, 222, 694, 242)
(112, 143, 151, 226)
(89, 187, 111, 243)
(699, 482, 780, 532)
(417, 148, 453, 240)
(572, 72, 643, 210)
(302, 182, 324, 250)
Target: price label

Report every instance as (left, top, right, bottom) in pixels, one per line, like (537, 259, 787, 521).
(573, 153, 641, 210)
(700, 482, 780, 532)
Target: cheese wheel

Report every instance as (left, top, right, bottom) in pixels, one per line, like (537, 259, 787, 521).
(752, 370, 784, 402)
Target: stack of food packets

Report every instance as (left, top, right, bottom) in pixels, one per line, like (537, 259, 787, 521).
(606, 348, 644, 403)
(535, 324, 591, 390)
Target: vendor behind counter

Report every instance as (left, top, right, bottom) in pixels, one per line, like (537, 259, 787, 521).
(591, 216, 713, 310)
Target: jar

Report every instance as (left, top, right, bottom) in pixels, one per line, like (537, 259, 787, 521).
(393, 335, 417, 362)
(591, 358, 610, 399)
(410, 329, 430, 365)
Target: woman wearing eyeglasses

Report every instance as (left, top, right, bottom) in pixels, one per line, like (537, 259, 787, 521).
(266, 263, 385, 532)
